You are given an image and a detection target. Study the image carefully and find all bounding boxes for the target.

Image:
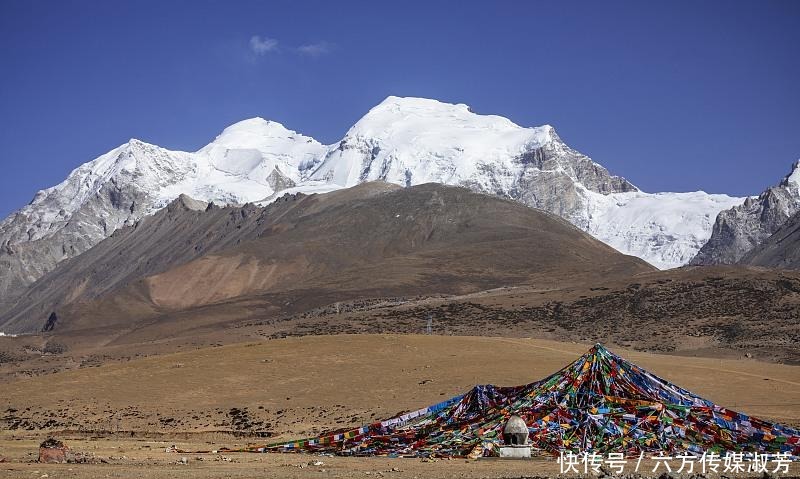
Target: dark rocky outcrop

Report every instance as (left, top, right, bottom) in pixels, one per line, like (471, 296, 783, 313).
(41, 312, 58, 332)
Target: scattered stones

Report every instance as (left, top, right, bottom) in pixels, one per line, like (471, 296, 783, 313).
(38, 438, 68, 464)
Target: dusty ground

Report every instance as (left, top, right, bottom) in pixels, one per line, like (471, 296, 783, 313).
(4, 437, 795, 479)
(1, 335, 799, 477)
(0, 436, 564, 479)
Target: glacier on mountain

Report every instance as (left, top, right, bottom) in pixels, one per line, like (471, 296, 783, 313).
(0, 96, 745, 309)
(584, 190, 743, 269)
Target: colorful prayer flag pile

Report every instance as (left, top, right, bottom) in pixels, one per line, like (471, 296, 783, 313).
(249, 344, 799, 458)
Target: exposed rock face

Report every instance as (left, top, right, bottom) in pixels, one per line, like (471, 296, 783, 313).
(739, 209, 800, 269)
(42, 312, 58, 332)
(479, 131, 640, 228)
(0, 161, 154, 313)
(691, 161, 800, 265)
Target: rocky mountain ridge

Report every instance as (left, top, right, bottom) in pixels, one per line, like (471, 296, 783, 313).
(691, 160, 800, 266)
(738, 208, 800, 269)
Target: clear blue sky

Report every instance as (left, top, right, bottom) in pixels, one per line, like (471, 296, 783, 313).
(1, 1, 798, 219)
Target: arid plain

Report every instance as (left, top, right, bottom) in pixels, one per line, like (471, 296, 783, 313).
(2, 335, 799, 478)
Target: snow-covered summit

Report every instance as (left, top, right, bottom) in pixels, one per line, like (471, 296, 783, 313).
(350, 95, 555, 144)
(311, 96, 557, 187)
(189, 116, 326, 202)
(0, 138, 193, 243)
(782, 159, 800, 188)
(202, 117, 319, 154)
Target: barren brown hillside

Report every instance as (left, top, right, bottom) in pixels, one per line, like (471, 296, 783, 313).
(0, 182, 651, 334)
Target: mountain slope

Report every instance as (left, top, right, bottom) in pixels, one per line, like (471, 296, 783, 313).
(0, 183, 654, 334)
(691, 161, 800, 265)
(739, 209, 800, 269)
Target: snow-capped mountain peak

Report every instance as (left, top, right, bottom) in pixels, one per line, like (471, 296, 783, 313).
(197, 116, 326, 189)
(347, 95, 555, 150)
(311, 96, 561, 188)
(204, 117, 304, 149)
(0, 96, 751, 314)
(782, 159, 800, 188)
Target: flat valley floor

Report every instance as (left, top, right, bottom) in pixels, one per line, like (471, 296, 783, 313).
(2, 335, 799, 478)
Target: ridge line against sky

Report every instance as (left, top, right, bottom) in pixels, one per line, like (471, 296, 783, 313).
(0, 0, 798, 219)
